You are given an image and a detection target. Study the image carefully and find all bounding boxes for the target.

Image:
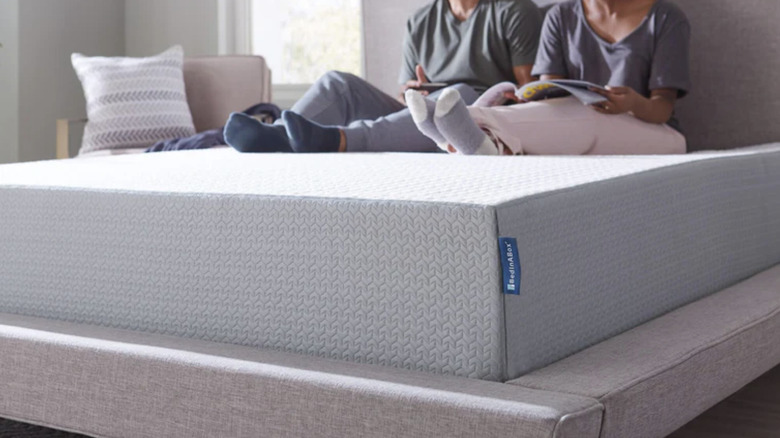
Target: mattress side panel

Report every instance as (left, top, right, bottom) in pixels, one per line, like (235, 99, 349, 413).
(498, 152, 780, 379)
(0, 190, 504, 380)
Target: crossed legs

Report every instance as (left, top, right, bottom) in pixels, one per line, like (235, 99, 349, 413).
(224, 71, 480, 154)
(408, 89, 687, 156)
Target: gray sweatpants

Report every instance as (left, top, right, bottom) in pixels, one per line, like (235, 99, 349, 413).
(286, 71, 479, 153)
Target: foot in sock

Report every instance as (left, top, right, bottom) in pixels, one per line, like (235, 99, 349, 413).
(405, 89, 448, 151)
(433, 88, 499, 155)
(282, 111, 342, 153)
(223, 112, 292, 153)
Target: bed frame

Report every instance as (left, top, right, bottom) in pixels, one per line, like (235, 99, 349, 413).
(5, 0, 780, 437)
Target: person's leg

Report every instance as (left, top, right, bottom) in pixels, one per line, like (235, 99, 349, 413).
(467, 97, 687, 155)
(404, 89, 448, 151)
(427, 88, 499, 155)
(472, 82, 517, 108)
(588, 111, 686, 155)
(224, 113, 292, 153)
(225, 71, 403, 153)
(290, 71, 405, 126)
(340, 83, 480, 153)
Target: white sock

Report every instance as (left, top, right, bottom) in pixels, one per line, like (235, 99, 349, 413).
(406, 89, 448, 151)
(434, 89, 498, 156)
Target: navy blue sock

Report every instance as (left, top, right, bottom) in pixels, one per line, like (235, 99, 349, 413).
(223, 112, 292, 153)
(282, 111, 342, 153)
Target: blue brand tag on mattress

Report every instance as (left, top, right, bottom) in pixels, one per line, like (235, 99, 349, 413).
(499, 238, 521, 295)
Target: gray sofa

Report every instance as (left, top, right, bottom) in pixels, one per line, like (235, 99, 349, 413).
(2, 1, 779, 437)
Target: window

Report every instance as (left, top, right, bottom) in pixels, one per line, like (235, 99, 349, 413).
(250, 0, 363, 85)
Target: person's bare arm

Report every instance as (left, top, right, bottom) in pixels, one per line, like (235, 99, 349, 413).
(591, 87, 677, 124)
(501, 65, 542, 102)
(513, 65, 535, 86)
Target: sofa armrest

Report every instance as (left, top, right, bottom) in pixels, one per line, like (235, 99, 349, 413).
(183, 56, 272, 132)
(56, 118, 87, 159)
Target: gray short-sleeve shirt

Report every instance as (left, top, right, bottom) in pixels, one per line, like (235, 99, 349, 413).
(532, 0, 691, 131)
(399, 0, 543, 92)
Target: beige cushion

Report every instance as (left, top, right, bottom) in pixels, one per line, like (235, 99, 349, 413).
(71, 46, 197, 155)
(183, 55, 272, 132)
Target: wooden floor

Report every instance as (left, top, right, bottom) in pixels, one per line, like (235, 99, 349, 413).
(0, 418, 85, 437)
(668, 365, 780, 437)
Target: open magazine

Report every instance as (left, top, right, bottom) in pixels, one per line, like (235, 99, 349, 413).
(516, 80, 608, 105)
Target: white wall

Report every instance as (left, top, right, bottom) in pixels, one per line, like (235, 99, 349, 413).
(1, 0, 220, 163)
(125, 0, 220, 57)
(0, 0, 20, 164)
(362, 0, 426, 97)
(16, 0, 125, 162)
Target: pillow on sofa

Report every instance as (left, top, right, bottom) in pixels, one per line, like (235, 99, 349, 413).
(71, 45, 196, 155)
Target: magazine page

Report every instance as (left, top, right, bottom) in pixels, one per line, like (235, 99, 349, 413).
(516, 80, 608, 105)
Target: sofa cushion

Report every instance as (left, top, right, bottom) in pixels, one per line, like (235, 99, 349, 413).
(72, 45, 196, 155)
(183, 56, 272, 133)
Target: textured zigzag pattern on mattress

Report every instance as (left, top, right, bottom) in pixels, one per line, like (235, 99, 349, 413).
(0, 192, 504, 380)
(72, 46, 196, 155)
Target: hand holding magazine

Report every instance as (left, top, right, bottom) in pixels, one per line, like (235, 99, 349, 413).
(515, 80, 609, 105)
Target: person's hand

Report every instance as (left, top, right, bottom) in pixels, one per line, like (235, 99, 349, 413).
(503, 91, 527, 104)
(400, 65, 430, 102)
(590, 86, 641, 115)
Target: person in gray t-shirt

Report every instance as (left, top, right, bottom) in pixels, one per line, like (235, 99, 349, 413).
(408, 0, 692, 156)
(400, 0, 543, 94)
(224, 0, 543, 155)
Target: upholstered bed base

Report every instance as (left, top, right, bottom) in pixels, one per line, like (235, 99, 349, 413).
(0, 315, 602, 438)
(2, 263, 778, 438)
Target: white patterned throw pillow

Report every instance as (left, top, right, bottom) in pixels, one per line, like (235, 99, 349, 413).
(71, 46, 196, 155)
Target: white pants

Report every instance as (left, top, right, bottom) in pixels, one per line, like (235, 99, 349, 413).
(467, 97, 687, 155)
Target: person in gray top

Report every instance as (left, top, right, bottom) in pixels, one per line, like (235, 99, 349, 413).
(400, 0, 542, 93)
(223, 0, 543, 155)
(407, 0, 692, 156)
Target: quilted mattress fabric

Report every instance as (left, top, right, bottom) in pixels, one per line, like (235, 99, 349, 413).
(0, 146, 778, 381)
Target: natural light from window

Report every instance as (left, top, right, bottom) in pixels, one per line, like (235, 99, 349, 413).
(250, 0, 363, 85)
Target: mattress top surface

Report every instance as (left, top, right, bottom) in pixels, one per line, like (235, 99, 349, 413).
(2, 144, 778, 206)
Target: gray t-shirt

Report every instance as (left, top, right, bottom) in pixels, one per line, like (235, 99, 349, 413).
(399, 0, 543, 92)
(532, 0, 691, 131)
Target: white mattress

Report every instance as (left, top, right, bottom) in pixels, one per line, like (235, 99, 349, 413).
(1, 145, 778, 380)
(3, 147, 746, 203)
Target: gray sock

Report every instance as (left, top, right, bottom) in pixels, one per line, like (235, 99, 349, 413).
(405, 89, 448, 150)
(224, 112, 292, 153)
(434, 88, 498, 155)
